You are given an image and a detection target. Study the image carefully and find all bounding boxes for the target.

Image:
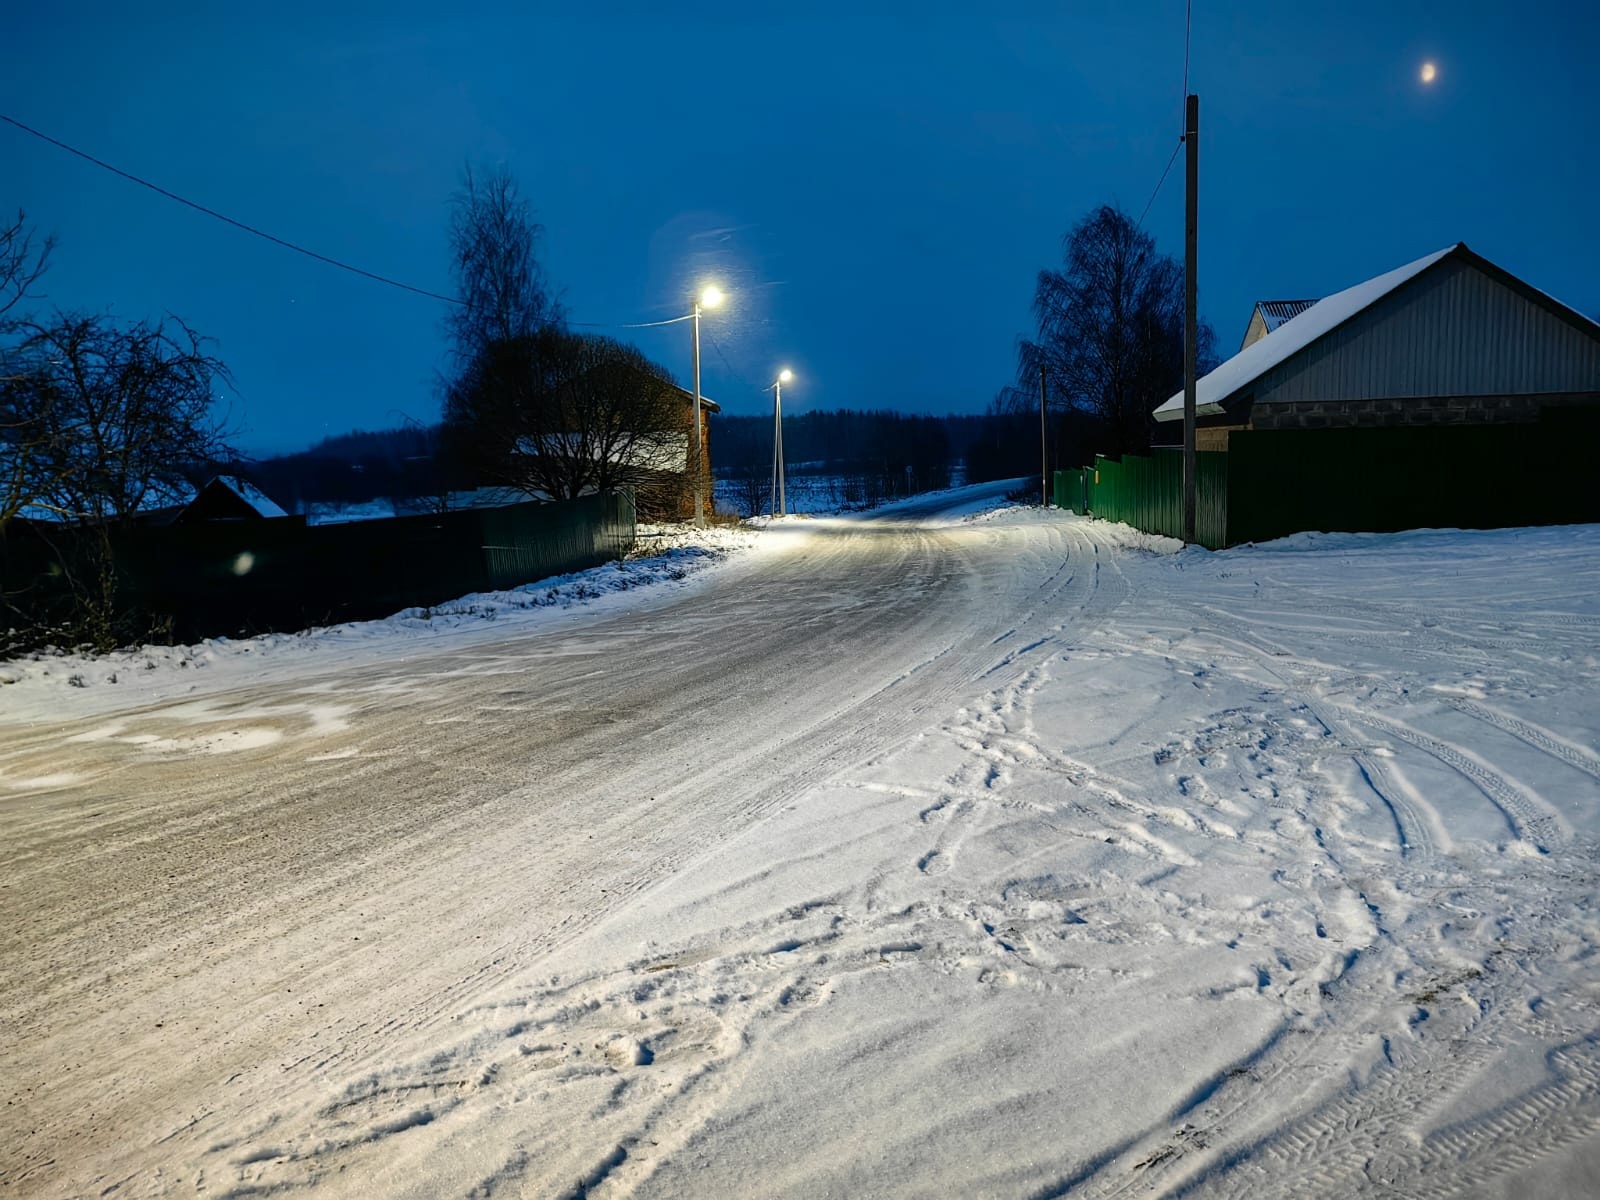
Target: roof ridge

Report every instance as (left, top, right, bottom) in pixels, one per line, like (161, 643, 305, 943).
(1156, 245, 1461, 421)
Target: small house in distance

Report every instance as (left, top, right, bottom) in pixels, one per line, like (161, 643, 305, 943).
(1153, 243, 1600, 451)
(650, 386, 720, 521)
(174, 476, 298, 525)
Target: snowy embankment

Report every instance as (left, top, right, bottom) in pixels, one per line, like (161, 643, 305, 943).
(0, 521, 763, 723)
(3, 496, 1598, 1197)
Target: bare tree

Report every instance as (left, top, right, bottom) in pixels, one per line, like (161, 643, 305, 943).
(1014, 205, 1213, 455)
(725, 458, 772, 518)
(6, 313, 235, 524)
(444, 329, 691, 506)
(446, 164, 564, 367)
(0, 209, 54, 325)
(1, 210, 58, 527)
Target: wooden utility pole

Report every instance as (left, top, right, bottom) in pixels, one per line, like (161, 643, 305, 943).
(1182, 93, 1199, 544)
(1039, 364, 1049, 507)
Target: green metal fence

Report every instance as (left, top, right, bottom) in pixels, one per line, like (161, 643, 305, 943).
(1223, 417, 1599, 544)
(2, 491, 637, 643)
(1053, 468, 1088, 514)
(1052, 407, 1600, 549)
(1054, 449, 1227, 549)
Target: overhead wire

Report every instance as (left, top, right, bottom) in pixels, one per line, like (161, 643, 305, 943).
(1134, 139, 1183, 231)
(704, 329, 762, 398)
(1, 111, 468, 306)
(1, 112, 714, 334)
(1181, 0, 1193, 130)
(1133, 0, 1196, 231)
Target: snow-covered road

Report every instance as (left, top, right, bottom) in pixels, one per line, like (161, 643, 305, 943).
(3, 486, 1599, 1197)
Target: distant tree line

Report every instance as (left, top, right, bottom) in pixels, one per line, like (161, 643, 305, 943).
(243, 406, 1062, 520)
(244, 424, 468, 515)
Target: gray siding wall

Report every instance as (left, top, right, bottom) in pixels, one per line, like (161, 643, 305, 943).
(1253, 258, 1600, 407)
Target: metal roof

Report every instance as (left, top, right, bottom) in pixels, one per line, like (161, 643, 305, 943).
(1157, 243, 1600, 421)
(1254, 299, 1319, 332)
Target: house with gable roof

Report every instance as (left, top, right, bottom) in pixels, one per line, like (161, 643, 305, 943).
(1153, 244, 1600, 453)
(173, 475, 298, 525)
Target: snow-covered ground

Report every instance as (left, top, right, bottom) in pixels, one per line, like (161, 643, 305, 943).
(0, 522, 760, 721)
(3, 487, 1598, 1197)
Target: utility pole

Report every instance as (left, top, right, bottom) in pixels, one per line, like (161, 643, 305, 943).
(691, 301, 705, 527)
(1038, 364, 1049, 507)
(775, 373, 787, 516)
(1182, 93, 1199, 544)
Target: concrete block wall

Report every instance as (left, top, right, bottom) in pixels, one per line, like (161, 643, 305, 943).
(1250, 392, 1598, 431)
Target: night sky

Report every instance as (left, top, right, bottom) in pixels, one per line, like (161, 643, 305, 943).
(6, 1, 1596, 455)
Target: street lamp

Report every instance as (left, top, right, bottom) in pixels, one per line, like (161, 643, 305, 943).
(769, 368, 794, 517)
(689, 285, 723, 526)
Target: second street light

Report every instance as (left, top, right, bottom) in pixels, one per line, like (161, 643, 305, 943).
(769, 368, 794, 517)
(688, 285, 723, 526)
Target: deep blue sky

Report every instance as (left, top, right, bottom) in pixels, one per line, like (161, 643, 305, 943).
(6, 1, 1596, 455)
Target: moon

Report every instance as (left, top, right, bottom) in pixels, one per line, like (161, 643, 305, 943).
(1421, 61, 1437, 84)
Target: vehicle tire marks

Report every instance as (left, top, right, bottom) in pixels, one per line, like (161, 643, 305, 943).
(1449, 699, 1600, 783)
(1347, 710, 1568, 854)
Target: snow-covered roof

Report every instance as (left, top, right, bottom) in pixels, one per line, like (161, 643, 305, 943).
(1154, 245, 1458, 421)
(671, 384, 721, 413)
(210, 475, 289, 518)
(1254, 299, 1319, 333)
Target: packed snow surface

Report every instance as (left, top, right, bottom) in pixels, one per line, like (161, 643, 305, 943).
(3, 483, 1599, 1197)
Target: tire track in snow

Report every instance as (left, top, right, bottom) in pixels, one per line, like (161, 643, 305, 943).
(1137, 599, 1437, 862)
(1061, 600, 1462, 1197)
(1346, 710, 1569, 854)
(185, 506, 1136, 1195)
(1448, 699, 1600, 783)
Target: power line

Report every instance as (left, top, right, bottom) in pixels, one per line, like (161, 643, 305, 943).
(704, 328, 761, 397)
(615, 314, 695, 328)
(1181, 0, 1193, 129)
(1135, 137, 1183, 230)
(2, 113, 728, 334)
(1, 112, 469, 306)
(1136, 1, 1196, 231)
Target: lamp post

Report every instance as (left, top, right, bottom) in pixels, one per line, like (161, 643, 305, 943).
(769, 368, 793, 517)
(689, 285, 724, 526)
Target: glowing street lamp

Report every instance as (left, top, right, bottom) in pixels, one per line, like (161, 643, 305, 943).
(770, 368, 794, 517)
(688, 285, 723, 526)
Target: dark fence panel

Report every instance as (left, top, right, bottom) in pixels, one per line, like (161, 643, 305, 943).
(1226, 411, 1600, 544)
(1050, 407, 1597, 550)
(2, 492, 636, 644)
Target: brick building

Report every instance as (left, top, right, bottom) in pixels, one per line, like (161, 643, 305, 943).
(1153, 244, 1600, 451)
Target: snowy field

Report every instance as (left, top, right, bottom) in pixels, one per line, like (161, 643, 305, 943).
(3, 485, 1599, 1197)
(714, 471, 966, 518)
